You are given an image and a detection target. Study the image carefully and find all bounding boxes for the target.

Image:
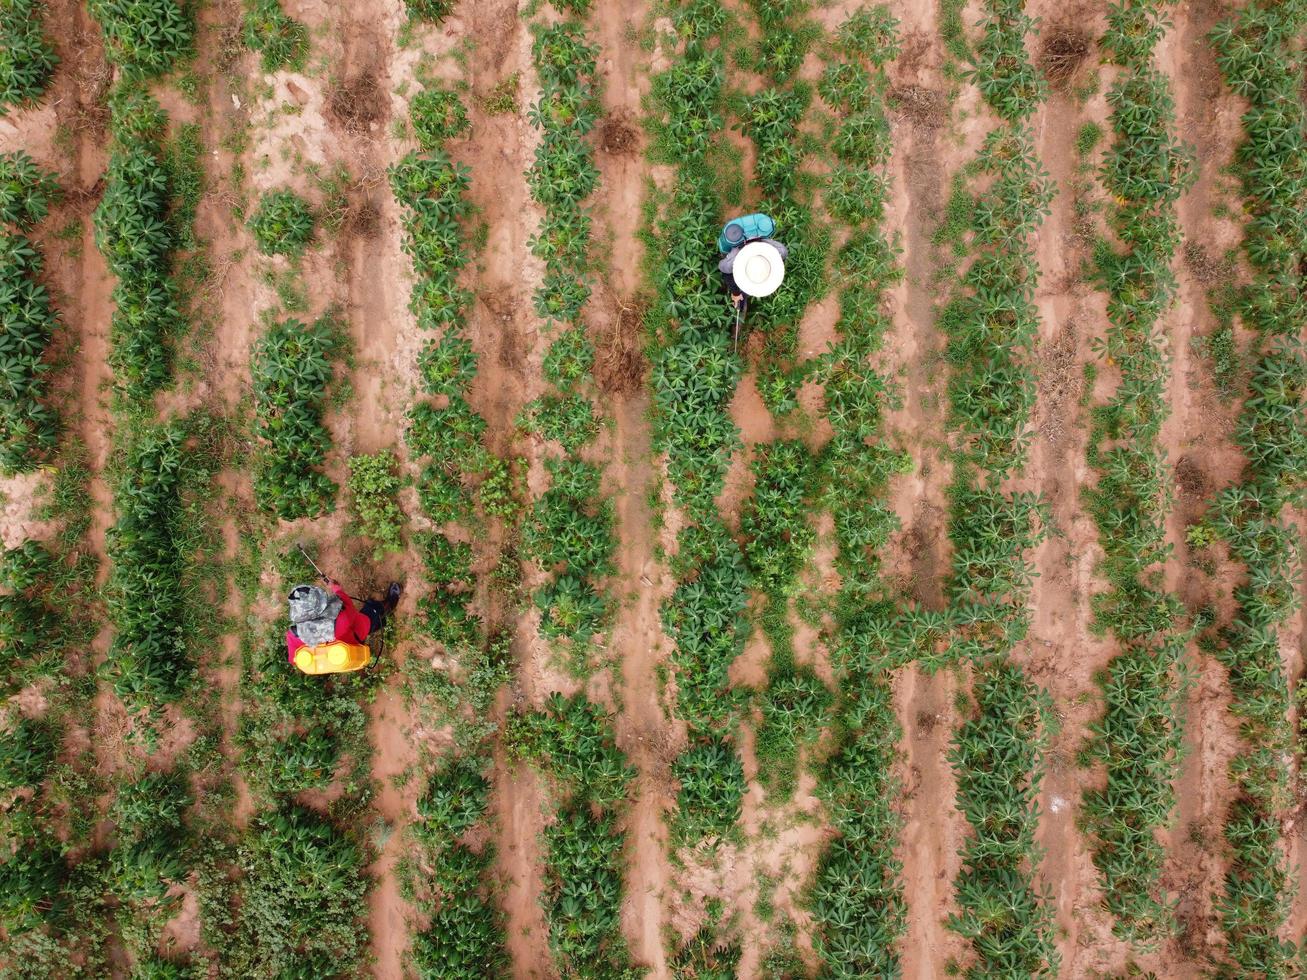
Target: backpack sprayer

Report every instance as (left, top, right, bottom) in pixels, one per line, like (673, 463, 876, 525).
(292, 544, 384, 667)
(719, 213, 786, 353)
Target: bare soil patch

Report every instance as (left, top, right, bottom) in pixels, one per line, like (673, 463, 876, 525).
(327, 72, 388, 136)
(596, 295, 648, 395)
(889, 85, 946, 129)
(1039, 28, 1092, 90)
(600, 112, 641, 155)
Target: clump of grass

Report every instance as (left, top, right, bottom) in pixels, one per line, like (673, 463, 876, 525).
(1075, 121, 1103, 156)
(249, 189, 314, 257)
(404, 0, 454, 24)
(410, 88, 470, 149)
(482, 72, 519, 115)
(347, 450, 406, 557)
(242, 0, 308, 73)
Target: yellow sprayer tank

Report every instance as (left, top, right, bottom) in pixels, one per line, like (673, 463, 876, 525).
(293, 641, 371, 675)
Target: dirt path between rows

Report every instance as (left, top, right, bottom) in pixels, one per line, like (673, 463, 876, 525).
(1160, 2, 1262, 969)
(1016, 2, 1126, 971)
(584, 0, 676, 972)
(442, 0, 559, 974)
(878, 0, 969, 972)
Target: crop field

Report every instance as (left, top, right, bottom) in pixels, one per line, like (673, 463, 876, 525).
(1, 0, 1304, 976)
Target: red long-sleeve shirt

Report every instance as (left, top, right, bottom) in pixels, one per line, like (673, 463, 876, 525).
(286, 584, 372, 663)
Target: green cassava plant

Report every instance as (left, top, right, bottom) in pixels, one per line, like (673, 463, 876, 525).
(251, 313, 343, 519)
(242, 0, 307, 73)
(0, 0, 57, 111)
(347, 450, 405, 556)
(249, 188, 315, 257)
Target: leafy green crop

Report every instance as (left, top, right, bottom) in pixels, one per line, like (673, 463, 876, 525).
(0, 715, 56, 788)
(411, 88, 470, 149)
(647, 13, 747, 819)
(517, 693, 635, 976)
(932, 3, 1060, 970)
(94, 98, 186, 400)
(105, 424, 194, 708)
(948, 663, 1058, 976)
(519, 392, 597, 452)
(524, 19, 613, 656)
(407, 756, 508, 977)
(808, 20, 909, 971)
(644, 18, 756, 973)
(1080, 0, 1195, 946)
(0, 151, 58, 227)
(965, 0, 1046, 119)
(0, 0, 56, 111)
(672, 738, 744, 841)
(523, 458, 613, 644)
(1204, 1, 1306, 971)
(0, 227, 59, 472)
(242, 0, 307, 73)
(249, 188, 314, 257)
(238, 627, 371, 797)
(347, 450, 405, 556)
(0, 541, 80, 690)
(109, 770, 191, 902)
(231, 806, 368, 977)
(390, 148, 472, 329)
(736, 78, 827, 414)
(0, 798, 66, 930)
(251, 313, 343, 520)
(741, 440, 815, 596)
(88, 0, 194, 78)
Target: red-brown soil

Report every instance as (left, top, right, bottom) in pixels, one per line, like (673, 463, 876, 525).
(6, 0, 1303, 976)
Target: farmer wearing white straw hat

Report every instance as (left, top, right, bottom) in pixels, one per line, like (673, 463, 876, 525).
(717, 212, 788, 317)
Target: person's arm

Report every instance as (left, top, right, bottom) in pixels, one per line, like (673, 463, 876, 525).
(286, 629, 304, 663)
(718, 247, 739, 275)
(768, 239, 788, 260)
(328, 582, 355, 614)
(329, 583, 371, 642)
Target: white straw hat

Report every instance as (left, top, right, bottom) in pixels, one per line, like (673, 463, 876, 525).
(734, 241, 785, 297)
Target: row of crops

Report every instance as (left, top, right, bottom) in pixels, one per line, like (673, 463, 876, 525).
(0, 152, 60, 470)
(519, 7, 636, 975)
(0, 144, 106, 969)
(0, 11, 235, 968)
(935, 0, 1057, 972)
(646, 1, 750, 970)
(735, 0, 830, 821)
(389, 84, 511, 974)
(0, 0, 56, 113)
(1206, 0, 1305, 973)
(806, 10, 910, 977)
(1081, 0, 1192, 946)
(522, 15, 614, 652)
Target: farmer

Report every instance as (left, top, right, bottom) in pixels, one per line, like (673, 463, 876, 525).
(717, 213, 788, 315)
(286, 580, 401, 675)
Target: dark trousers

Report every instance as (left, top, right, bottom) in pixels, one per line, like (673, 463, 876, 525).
(361, 599, 386, 634)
